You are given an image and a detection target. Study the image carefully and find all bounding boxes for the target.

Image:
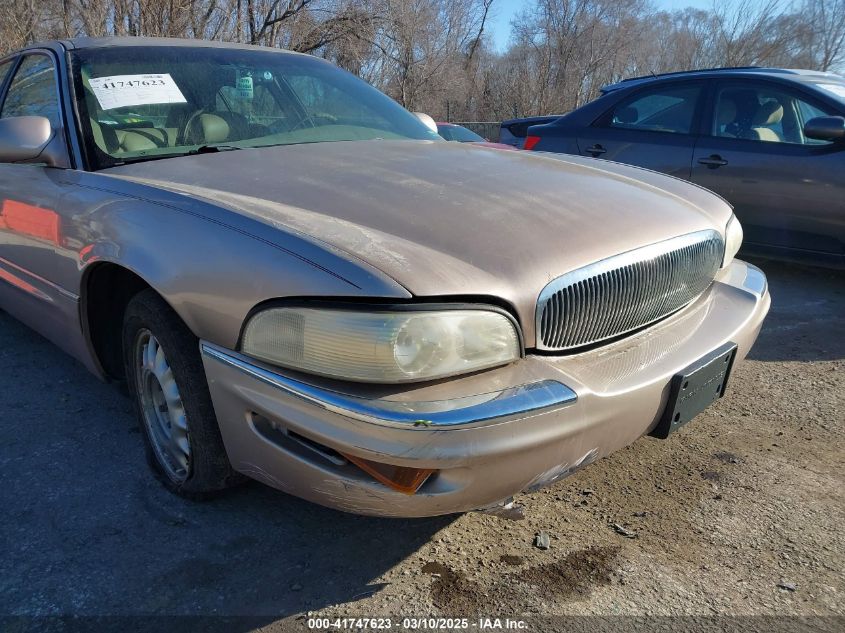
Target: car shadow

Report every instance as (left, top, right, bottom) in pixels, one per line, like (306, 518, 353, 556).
(743, 257, 844, 362)
(0, 310, 452, 628)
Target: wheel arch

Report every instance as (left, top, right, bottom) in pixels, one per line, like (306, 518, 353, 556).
(81, 261, 173, 380)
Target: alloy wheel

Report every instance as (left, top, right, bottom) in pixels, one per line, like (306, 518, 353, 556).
(135, 329, 191, 482)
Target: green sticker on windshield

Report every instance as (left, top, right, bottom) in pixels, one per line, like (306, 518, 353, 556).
(237, 75, 254, 100)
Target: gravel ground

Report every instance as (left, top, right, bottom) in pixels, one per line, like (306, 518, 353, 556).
(1, 259, 842, 632)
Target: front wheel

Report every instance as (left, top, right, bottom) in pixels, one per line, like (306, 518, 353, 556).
(123, 289, 243, 498)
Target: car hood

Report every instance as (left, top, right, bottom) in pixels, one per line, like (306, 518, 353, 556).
(104, 140, 732, 344)
(470, 141, 518, 150)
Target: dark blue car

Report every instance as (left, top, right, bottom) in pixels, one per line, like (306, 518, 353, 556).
(499, 115, 564, 148)
(524, 68, 845, 267)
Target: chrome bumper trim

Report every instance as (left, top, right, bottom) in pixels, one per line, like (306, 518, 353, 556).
(201, 343, 577, 429)
(731, 260, 768, 297)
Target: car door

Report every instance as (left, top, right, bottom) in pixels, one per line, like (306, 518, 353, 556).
(576, 81, 705, 178)
(691, 79, 845, 261)
(0, 52, 79, 352)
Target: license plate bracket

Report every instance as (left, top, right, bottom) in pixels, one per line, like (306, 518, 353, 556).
(650, 342, 738, 439)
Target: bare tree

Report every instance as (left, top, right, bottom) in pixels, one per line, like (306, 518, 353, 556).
(0, 0, 56, 50)
(0, 0, 843, 120)
(802, 0, 845, 70)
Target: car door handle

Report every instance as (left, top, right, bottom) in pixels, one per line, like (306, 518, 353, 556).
(585, 144, 606, 156)
(698, 155, 728, 167)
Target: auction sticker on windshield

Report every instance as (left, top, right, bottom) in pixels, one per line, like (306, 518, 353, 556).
(88, 73, 187, 110)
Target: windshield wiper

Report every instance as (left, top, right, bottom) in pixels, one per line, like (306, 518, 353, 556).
(109, 144, 242, 167)
(112, 153, 186, 166)
(187, 144, 242, 154)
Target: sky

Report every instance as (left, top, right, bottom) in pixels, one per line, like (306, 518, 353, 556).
(486, 0, 714, 53)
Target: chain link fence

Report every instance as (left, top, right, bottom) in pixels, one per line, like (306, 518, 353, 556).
(452, 121, 501, 142)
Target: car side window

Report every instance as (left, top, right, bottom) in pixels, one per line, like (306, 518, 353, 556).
(795, 100, 838, 146)
(604, 85, 702, 135)
(0, 54, 61, 128)
(712, 83, 837, 145)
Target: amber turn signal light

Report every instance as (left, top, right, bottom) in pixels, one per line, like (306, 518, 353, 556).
(341, 452, 435, 495)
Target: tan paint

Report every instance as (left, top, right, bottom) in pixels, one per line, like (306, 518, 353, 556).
(105, 140, 734, 345)
(201, 261, 769, 517)
(0, 38, 767, 517)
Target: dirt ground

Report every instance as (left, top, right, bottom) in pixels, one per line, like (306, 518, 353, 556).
(1, 258, 843, 632)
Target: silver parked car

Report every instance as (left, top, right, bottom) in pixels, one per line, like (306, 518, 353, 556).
(0, 38, 769, 517)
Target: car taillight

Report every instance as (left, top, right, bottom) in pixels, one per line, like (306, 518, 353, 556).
(523, 135, 541, 150)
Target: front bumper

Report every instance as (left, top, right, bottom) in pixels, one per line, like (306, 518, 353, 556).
(201, 260, 770, 517)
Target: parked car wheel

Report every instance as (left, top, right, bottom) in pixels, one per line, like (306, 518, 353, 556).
(123, 289, 243, 498)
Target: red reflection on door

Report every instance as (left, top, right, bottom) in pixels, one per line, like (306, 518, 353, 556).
(0, 199, 61, 245)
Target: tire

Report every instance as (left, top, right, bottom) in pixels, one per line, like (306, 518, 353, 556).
(123, 289, 244, 498)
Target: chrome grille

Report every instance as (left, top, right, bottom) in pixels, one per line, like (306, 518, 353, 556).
(536, 230, 724, 351)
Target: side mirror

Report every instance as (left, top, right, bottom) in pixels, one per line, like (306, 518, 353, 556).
(0, 116, 56, 164)
(804, 116, 845, 141)
(412, 112, 439, 134)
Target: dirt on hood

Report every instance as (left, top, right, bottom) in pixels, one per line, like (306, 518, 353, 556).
(104, 140, 733, 344)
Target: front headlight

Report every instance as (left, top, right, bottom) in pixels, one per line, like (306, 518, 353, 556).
(723, 213, 743, 267)
(241, 306, 521, 383)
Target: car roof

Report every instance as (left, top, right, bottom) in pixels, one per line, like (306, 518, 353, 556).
(18, 36, 306, 56)
(600, 67, 844, 93)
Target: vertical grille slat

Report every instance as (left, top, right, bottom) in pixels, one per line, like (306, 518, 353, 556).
(594, 270, 613, 342)
(536, 230, 724, 351)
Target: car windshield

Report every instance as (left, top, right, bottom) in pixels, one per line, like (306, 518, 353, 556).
(70, 45, 440, 169)
(438, 124, 485, 142)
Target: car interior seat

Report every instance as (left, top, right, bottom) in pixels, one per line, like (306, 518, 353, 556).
(213, 111, 250, 141)
(78, 65, 167, 155)
(87, 112, 120, 154)
(118, 128, 176, 148)
(776, 98, 803, 143)
(184, 113, 231, 145)
(79, 69, 120, 154)
(83, 99, 163, 154)
(719, 90, 757, 138)
(746, 100, 785, 142)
